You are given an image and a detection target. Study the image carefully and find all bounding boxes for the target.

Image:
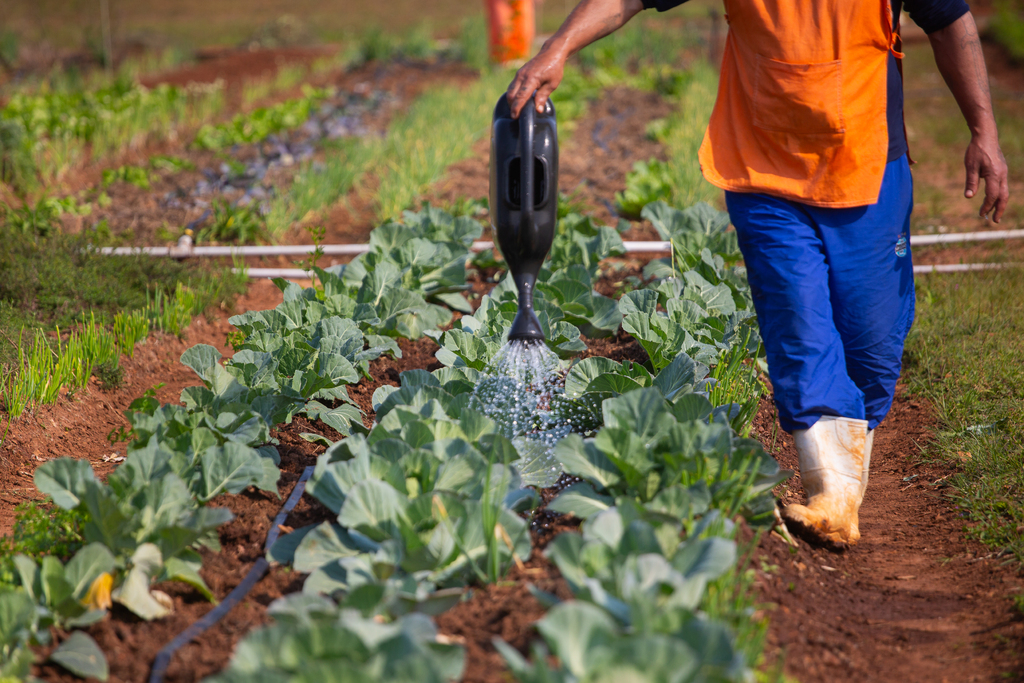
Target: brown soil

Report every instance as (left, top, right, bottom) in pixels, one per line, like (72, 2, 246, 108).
(0, 278, 285, 536)
(6, 276, 1024, 681)
(59, 59, 479, 250)
(140, 46, 336, 105)
(581, 328, 649, 366)
(435, 558, 573, 683)
(752, 387, 1024, 683)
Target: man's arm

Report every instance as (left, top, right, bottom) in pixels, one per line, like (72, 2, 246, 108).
(928, 12, 1010, 222)
(507, 0, 646, 117)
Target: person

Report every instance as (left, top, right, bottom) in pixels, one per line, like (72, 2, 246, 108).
(506, 0, 1010, 547)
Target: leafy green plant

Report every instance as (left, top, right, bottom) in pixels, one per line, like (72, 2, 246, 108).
(101, 164, 150, 190)
(1, 78, 224, 185)
(2, 196, 87, 237)
(34, 456, 236, 618)
(641, 201, 740, 266)
(615, 159, 674, 218)
(205, 600, 464, 683)
(547, 213, 626, 280)
(193, 87, 328, 150)
(498, 599, 747, 683)
(196, 199, 267, 245)
(501, 506, 752, 683)
(547, 388, 788, 525)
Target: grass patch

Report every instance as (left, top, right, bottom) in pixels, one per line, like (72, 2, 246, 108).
(992, 0, 1024, 61)
(0, 220, 246, 383)
(373, 69, 512, 221)
(905, 269, 1024, 565)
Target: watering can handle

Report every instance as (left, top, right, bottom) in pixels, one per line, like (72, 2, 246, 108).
(519, 95, 535, 237)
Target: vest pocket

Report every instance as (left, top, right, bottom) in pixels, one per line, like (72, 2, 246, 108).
(753, 56, 846, 136)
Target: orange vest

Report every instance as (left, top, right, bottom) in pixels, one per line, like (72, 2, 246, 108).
(699, 0, 900, 207)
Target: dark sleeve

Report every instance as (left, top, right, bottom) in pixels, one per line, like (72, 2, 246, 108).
(902, 0, 970, 34)
(642, 0, 690, 11)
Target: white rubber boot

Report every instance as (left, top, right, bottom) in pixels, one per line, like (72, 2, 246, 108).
(862, 428, 875, 498)
(781, 416, 869, 546)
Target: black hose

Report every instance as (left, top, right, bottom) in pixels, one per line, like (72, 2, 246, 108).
(147, 465, 315, 683)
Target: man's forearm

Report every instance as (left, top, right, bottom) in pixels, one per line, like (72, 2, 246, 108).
(928, 12, 997, 139)
(544, 0, 645, 59)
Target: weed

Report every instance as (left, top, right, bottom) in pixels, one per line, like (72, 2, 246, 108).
(1012, 590, 1024, 616)
(196, 198, 267, 245)
(113, 309, 149, 357)
(0, 500, 85, 587)
(93, 359, 124, 390)
(149, 154, 196, 173)
(147, 283, 201, 337)
(101, 164, 150, 189)
(106, 424, 134, 444)
(0, 119, 38, 196)
(295, 225, 326, 274)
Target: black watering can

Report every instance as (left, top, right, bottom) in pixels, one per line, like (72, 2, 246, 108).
(490, 93, 559, 342)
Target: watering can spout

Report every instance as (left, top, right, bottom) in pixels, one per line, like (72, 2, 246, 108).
(509, 272, 544, 341)
(490, 93, 558, 343)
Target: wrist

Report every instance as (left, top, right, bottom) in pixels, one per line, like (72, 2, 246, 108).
(541, 34, 572, 61)
(968, 119, 998, 142)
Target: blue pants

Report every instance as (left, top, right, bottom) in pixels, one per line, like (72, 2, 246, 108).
(726, 155, 915, 432)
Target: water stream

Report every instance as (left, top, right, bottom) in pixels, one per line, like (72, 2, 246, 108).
(470, 339, 580, 487)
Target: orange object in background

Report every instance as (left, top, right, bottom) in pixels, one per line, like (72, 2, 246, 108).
(485, 0, 535, 64)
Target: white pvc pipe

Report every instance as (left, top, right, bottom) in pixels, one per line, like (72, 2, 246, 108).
(244, 268, 313, 279)
(910, 229, 1024, 246)
(913, 263, 1017, 273)
(241, 262, 1019, 280)
(99, 229, 1024, 259)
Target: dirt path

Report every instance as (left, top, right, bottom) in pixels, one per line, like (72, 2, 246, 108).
(754, 387, 1024, 682)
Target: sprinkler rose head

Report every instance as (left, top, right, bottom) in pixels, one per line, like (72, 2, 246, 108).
(490, 92, 558, 344)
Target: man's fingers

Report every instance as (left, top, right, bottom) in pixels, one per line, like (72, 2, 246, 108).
(964, 158, 980, 199)
(510, 75, 540, 118)
(991, 177, 1010, 223)
(534, 82, 556, 112)
(979, 185, 997, 220)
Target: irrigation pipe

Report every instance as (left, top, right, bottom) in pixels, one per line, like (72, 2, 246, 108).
(241, 261, 1020, 280)
(98, 229, 1024, 260)
(148, 465, 315, 683)
(913, 262, 1018, 273)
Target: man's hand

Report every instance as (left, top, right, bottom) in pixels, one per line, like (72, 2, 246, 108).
(508, 44, 568, 118)
(964, 134, 1009, 222)
(928, 12, 1010, 222)
(506, 0, 645, 118)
